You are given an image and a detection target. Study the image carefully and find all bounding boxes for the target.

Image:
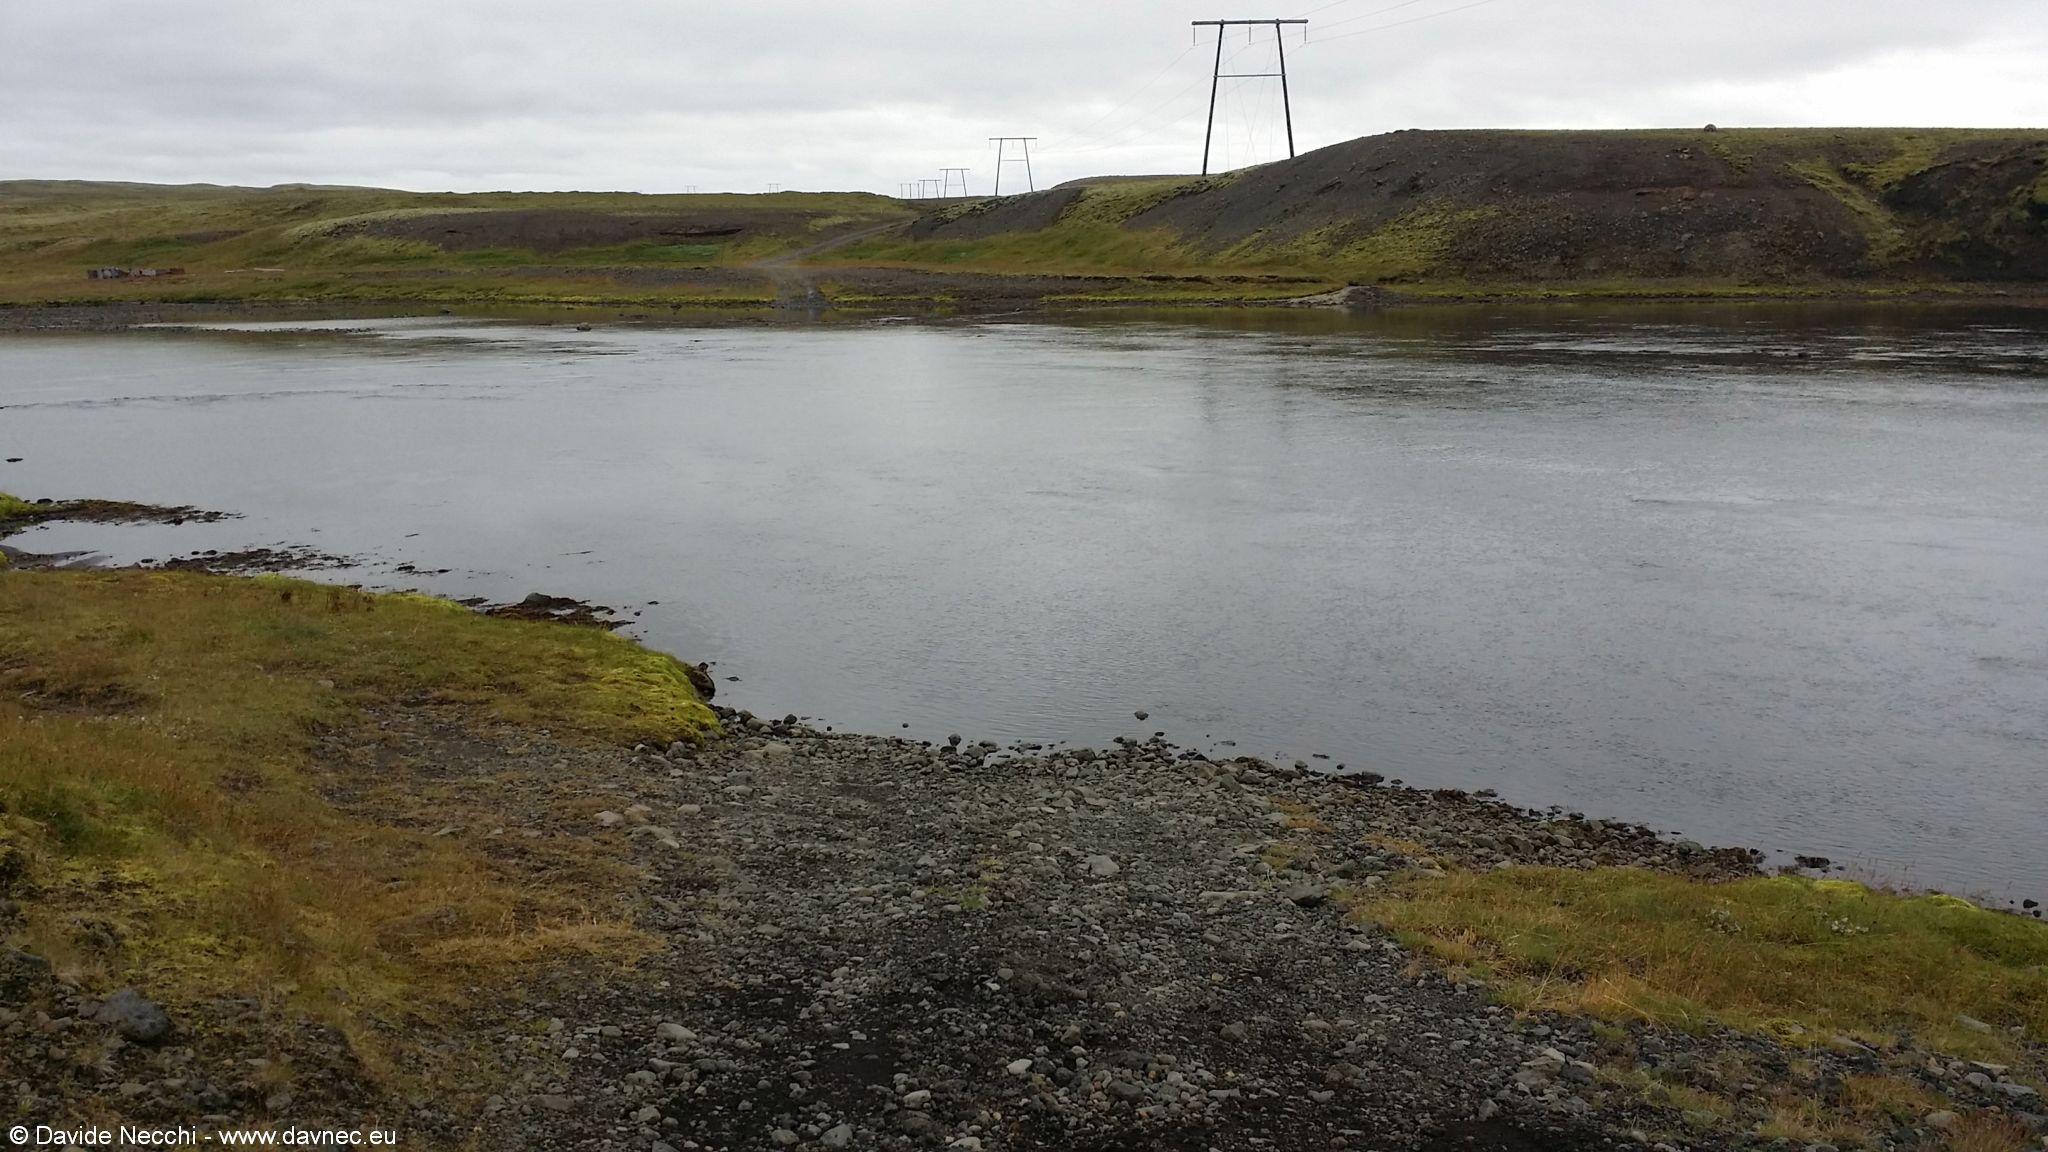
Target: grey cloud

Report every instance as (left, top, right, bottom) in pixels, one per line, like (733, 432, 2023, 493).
(2, 0, 2042, 192)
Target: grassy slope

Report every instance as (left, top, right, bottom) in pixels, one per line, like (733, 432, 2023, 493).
(10, 129, 2046, 310)
(837, 128, 2048, 298)
(0, 542, 716, 1055)
(825, 173, 1326, 300)
(0, 182, 912, 307)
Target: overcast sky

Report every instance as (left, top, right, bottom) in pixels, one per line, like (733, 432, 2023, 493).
(4, 1, 2045, 194)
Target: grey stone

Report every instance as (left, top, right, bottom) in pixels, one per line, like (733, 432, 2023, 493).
(820, 1125, 854, 1149)
(1086, 855, 1121, 878)
(1957, 1013, 1995, 1033)
(656, 1022, 698, 1044)
(770, 1130, 799, 1146)
(1286, 883, 1329, 907)
(95, 988, 172, 1044)
(1923, 1111, 1959, 1131)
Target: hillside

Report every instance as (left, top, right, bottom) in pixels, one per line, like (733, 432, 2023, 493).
(3, 129, 2046, 313)
(0, 182, 914, 307)
(852, 128, 2048, 293)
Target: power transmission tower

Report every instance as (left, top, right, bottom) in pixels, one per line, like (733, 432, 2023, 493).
(1191, 19, 1306, 176)
(900, 182, 916, 199)
(940, 167, 971, 197)
(988, 137, 1037, 195)
(920, 178, 944, 199)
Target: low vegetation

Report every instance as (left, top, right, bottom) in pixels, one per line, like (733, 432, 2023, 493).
(841, 128, 2048, 294)
(9, 129, 2044, 311)
(1355, 866, 2048, 1062)
(0, 181, 909, 306)
(0, 561, 716, 1055)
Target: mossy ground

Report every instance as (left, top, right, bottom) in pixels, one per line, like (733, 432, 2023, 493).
(833, 129, 2048, 300)
(8, 130, 2046, 311)
(0, 183, 908, 307)
(0, 564, 716, 1059)
(1354, 867, 2048, 1063)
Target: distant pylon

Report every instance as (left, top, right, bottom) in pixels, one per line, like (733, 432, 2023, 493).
(988, 138, 1037, 196)
(1191, 18, 1306, 175)
(940, 167, 971, 197)
(920, 178, 943, 199)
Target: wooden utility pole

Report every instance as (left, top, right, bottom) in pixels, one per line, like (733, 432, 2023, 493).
(1192, 18, 1306, 175)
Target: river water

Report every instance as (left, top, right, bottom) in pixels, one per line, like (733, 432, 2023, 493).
(2, 305, 2044, 903)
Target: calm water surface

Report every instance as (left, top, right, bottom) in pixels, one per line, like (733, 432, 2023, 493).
(3, 306, 2045, 902)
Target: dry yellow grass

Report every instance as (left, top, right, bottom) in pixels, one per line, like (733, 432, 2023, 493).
(1356, 866, 2048, 1062)
(1945, 1113, 2039, 1152)
(1840, 1074, 1949, 1124)
(0, 567, 716, 1050)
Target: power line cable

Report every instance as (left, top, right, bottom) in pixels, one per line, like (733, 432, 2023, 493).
(1304, 0, 1506, 44)
(1041, 38, 1266, 155)
(1051, 41, 1200, 150)
(1299, 0, 1441, 30)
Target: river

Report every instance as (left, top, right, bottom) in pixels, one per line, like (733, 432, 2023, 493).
(2, 304, 2044, 903)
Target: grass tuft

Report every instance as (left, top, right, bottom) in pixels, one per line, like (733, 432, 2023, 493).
(1946, 1112, 2039, 1152)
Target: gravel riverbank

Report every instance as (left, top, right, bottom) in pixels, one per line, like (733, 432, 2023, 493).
(453, 707, 2041, 1152)
(8, 700, 2045, 1150)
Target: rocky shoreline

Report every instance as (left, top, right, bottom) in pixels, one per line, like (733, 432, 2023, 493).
(464, 708, 2040, 1152)
(20, 697, 2042, 1152)
(3, 505, 2043, 1149)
